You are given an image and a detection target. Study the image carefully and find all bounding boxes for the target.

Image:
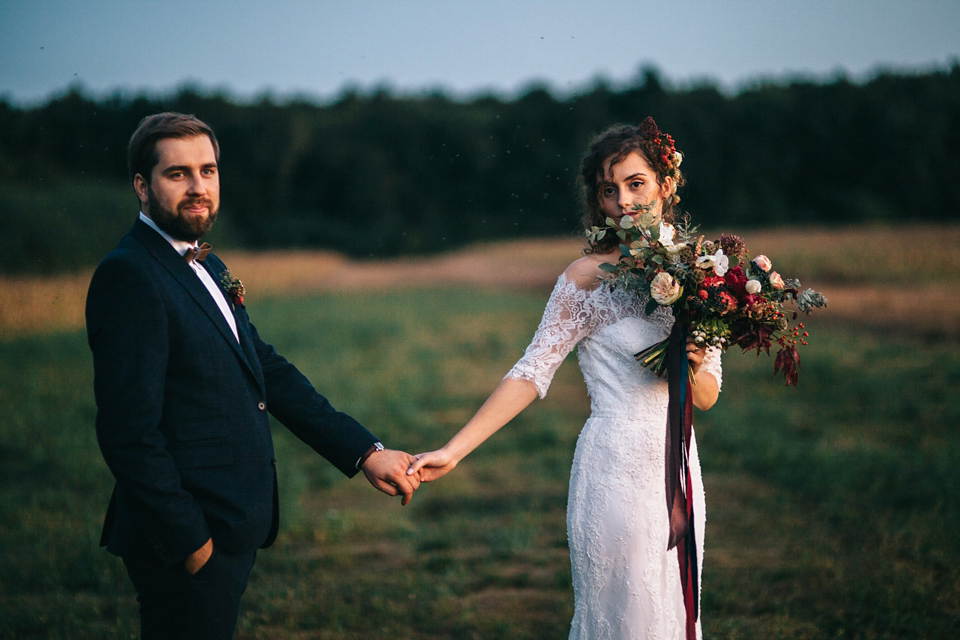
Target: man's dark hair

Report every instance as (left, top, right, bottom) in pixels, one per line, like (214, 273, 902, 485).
(127, 112, 220, 182)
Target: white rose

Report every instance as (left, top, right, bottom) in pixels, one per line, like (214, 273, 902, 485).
(650, 271, 683, 305)
(660, 222, 676, 245)
(745, 279, 762, 294)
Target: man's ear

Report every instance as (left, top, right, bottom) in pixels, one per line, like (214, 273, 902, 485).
(133, 174, 149, 209)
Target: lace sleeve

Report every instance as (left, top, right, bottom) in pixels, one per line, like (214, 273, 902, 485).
(505, 274, 597, 399)
(700, 345, 723, 391)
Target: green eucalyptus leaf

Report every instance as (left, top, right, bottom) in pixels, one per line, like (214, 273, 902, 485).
(598, 262, 617, 273)
(645, 298, 660, 316)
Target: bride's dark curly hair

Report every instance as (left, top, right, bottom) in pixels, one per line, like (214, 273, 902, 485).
(579, 117, 686, 255)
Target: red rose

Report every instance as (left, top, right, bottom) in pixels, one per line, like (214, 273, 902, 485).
(724, 266, 747, 298)
(719, 291, 739, 314)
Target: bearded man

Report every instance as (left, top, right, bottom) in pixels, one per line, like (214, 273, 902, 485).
(85, 112, 419, 639)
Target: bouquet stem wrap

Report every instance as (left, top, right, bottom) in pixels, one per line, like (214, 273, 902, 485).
(664, 323, 698, 638)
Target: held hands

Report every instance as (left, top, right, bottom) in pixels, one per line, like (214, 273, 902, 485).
(405, 447, 458, 483)
(361, 448, 422, 506)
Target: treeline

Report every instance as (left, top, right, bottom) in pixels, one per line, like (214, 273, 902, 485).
(2, 66, 959, 274)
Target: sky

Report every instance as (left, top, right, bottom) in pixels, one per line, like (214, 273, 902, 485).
(1, 0, 959, 105)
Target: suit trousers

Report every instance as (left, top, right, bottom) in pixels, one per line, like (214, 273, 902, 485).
(122, 546, 257, 640)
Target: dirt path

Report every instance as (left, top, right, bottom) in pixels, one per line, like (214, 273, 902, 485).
(2, 235, 957, 338)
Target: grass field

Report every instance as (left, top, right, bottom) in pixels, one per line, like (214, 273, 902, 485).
(1, 226, 959, 638)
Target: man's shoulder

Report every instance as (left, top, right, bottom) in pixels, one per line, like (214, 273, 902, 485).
(88, 223, 174, 299)
(93, 232, 150, 276)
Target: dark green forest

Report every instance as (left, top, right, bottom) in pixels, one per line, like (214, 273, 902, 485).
(2, 66, 959, 275)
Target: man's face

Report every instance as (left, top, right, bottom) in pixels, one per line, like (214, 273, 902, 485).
(135, 135, 220, 242)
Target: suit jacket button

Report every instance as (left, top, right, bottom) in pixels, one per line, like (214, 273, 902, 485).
(258, 401, 266, 411)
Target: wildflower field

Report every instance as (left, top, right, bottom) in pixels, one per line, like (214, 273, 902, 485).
(1, 225, 958, 638)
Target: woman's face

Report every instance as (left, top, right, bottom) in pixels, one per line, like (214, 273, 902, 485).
(597, 151, 672, 229)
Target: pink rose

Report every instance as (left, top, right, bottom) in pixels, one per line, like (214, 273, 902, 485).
(650, 271, 683, 305)
(753, 255, 772, 272)
(769, 271, 784, 289)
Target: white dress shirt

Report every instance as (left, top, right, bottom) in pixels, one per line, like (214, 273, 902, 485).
(139, 212, 239, 342)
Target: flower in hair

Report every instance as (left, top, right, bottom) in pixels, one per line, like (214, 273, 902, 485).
(640, 116, 661, 139)
(639, 116, 683, 179)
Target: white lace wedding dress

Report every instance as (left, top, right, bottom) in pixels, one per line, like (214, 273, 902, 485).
(506, 272, 722, 640)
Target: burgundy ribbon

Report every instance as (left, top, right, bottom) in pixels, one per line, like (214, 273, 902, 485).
(665, 323, 698, 639)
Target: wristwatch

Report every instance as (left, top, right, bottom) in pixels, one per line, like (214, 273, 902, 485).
(356, 441, 384, 469)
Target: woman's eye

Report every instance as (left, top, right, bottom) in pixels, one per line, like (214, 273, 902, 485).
(631, 180, 643, 189)
(602, 187, 616, 197)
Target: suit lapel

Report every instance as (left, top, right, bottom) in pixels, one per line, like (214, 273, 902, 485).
(201, 257, 266, 392)
(234, 308, 265, 391)
(131, 221, 262, 389)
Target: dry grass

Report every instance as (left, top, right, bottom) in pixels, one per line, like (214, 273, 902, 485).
(0, 271, 94, 338)
(0, 237, 580, 337)
(3, 225, 959, 338)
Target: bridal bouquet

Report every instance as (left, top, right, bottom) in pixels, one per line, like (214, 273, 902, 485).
(587, 208, 827, 385)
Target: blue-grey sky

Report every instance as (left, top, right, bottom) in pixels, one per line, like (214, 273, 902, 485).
(2, 0, 958, 105)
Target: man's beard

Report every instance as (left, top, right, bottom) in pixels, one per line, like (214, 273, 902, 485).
(147, 187, 219, 242)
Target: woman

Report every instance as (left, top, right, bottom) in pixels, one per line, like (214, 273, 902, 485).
(408, 118, 722, 639)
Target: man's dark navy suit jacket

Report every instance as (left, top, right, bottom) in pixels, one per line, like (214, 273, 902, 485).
(86, 219, 377, 567)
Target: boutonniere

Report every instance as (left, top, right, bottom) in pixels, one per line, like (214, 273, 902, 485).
(219, 269, 246, 307)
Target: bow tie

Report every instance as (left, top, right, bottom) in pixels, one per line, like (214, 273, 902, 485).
(184, 242, 212, 263)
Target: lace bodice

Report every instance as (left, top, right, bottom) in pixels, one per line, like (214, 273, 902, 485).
(506, 273, 722, 405)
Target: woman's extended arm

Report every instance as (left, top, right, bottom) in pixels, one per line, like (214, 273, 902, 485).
(407, 377, 539, 482)
(408, 261, 603, 483)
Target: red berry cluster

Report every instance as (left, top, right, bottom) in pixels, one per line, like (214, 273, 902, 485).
(656, 134, 676, 169)
(639, 116, 680, 176)
(780, 322, 809, 347)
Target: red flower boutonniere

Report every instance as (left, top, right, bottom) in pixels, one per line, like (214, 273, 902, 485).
(219, 269, 245, 307)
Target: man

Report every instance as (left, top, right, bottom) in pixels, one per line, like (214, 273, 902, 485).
(86, 112, 419, 639)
